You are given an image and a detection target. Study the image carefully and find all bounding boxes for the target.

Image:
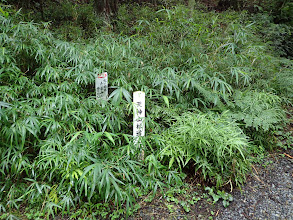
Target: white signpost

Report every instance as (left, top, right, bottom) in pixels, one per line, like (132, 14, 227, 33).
(133, 91, 145, 160)
(95, 72, 108, 100)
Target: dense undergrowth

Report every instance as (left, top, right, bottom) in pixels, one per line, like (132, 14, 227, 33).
(0, 2, 292, 219)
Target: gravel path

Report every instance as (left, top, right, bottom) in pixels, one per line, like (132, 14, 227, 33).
(215, 150, 293, 220)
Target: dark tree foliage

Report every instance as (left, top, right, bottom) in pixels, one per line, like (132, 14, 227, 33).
(9, 0, 45, 18)
(9, 0, 163, 17)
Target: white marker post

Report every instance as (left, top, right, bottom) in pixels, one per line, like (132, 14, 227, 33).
(95, 72, 108, 100)
(133, 91, 145, 160)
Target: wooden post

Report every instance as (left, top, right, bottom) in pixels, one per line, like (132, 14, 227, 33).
(95, 72, 108, 100)
(133, 91, 145, 160)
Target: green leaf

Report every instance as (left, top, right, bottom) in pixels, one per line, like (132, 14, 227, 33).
(162, 95, 169, 108)
(104, 132, 115, 145)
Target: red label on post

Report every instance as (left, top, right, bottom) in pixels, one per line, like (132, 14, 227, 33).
(98, 72, 107, 78)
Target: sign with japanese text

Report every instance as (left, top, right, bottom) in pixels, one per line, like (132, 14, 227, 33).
(133, 91, 145, 152)
(95, 72, 108, 100)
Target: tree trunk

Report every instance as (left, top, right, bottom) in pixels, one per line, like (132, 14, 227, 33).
(40, 0, 44, 20)
(217, 0, 240, 10)
(93, 0, 118, 16)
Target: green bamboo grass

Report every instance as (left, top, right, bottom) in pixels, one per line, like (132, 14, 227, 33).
(0, 4, 291, 218)
(160, 112, 250, 188)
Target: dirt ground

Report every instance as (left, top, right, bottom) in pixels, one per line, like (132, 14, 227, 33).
(128, 148, 293, 220)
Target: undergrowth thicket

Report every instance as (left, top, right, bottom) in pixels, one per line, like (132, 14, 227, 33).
(0, 2, 292, 219)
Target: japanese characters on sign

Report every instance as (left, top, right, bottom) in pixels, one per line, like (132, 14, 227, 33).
(95, 72, 108, 100)
(133, 91, 145, 145)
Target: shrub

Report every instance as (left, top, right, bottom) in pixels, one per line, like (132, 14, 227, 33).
(228, 90, 286, 148)
(229, 90, 285, 131)
(159, 112, 251, 188)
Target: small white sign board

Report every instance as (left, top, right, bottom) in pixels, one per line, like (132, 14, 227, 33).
(133, 91, 145, 159)
(95, 72, 108, 100)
